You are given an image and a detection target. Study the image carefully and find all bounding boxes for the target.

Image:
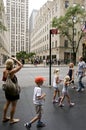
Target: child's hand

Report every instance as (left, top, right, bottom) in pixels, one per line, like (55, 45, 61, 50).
(43, 93, 46, 97)
(60, 79, 63, 82)
(40, 93, 46, 100)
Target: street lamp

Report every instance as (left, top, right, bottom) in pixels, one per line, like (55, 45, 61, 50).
(49, 29, 58, 86)
(72, 16, 76, 64)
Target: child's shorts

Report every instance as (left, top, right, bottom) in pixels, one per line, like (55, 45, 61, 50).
(53, 87, 59, 91)
(35, 104, 43, 116)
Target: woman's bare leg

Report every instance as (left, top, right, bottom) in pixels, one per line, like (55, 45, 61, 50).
(2, 100, 10, 121)
(10, 100, 19, 123)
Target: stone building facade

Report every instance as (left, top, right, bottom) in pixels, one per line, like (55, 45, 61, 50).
(30, 0, 86, 64)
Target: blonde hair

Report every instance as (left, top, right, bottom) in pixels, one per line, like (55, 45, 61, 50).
(69, 63, 74, 68)
(5, 59, 14, 70)
(53, 68, 59, 76)
(64, 75, 70, 82)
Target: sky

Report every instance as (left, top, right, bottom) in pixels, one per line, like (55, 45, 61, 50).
(29, 0, 48, 15)
(3, 0, 48, 16)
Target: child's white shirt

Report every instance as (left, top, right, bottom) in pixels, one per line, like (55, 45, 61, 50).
(33, 86, 43, 105)
(53, 75, 60, 88)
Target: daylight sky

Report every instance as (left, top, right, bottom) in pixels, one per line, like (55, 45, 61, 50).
(3, 0, 48, 15)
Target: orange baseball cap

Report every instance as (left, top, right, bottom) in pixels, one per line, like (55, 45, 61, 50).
(35, 76, 46, 83)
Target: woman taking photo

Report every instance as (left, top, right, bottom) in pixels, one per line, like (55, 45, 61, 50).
(2, 57, 23, 124)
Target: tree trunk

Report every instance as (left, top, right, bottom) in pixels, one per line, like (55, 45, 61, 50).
(72, 52, 76, 65)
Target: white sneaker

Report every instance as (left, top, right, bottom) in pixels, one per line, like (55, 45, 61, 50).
(81, 88, 85, 92)
(52, 100, 58, 103)
(59, 104, 64, 107)
(69, 103, 75, 107)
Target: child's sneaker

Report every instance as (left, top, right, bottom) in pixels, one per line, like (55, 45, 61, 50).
(52, 99, 58, 103)
(59, 104, 64, 107)
(81, 88, 85, 92)
(72, 86, 76, 89)
(69, 102, 75, 107)
(24, 122, 31, 129)
(37, 122, 46, 128)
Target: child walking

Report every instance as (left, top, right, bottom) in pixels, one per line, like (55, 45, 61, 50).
(52, 68, 62, 103)
(24, 76, 46, 129)
(59, 75, 75, 107)
(67, 62, 75, 89)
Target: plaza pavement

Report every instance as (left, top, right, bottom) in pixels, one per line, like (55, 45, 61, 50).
(0, 64, 86, 130)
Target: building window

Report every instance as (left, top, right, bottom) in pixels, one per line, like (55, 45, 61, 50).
(64, 40, 68, 47)
(65, 1, 69, 8)
(52, 42, 54, 48)
(55, 40, 57, 47)
(64, 52, 70, 64)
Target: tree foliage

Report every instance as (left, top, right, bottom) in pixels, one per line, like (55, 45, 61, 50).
(16, 51, 35, 60)
(52, 4, 86, 63)
(0, 21, 7, 31)
(0, 2, 7, 31)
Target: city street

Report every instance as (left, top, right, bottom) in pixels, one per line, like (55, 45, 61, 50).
(0, 65, 86, 130)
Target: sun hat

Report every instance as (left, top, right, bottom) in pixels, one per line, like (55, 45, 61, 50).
(35, 76, 46, 83)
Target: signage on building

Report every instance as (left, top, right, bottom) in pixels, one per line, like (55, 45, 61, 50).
(50, 29, 58, 34)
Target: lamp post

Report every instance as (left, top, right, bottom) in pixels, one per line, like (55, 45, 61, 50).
(49, 29, 58, 86)
(72, 16, 76, 64)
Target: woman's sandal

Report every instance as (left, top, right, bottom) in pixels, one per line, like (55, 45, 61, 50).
(10, 119, 20, 124)
(2, 117, 10, 122)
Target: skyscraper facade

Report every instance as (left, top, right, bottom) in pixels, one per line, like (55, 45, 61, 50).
(29, 9, 38, 52)
(0, 0, 10, 65)
(6, 0, 29, 56)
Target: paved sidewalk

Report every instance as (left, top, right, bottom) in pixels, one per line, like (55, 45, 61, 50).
(0, 85, 86, 130)
(0, 63, 67, 68)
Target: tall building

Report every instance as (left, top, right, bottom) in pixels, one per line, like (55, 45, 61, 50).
(29, 9, 38, 52)
(6, 0, 29, 56)
(0, 0, 10, 65)
(30, 0, 86, 63)
(29, 10, 38, 33)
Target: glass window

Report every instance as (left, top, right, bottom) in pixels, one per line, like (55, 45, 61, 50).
(64, 40, 68, 47)
(65, 1, 69, 8)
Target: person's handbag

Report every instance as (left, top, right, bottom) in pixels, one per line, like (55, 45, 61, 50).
(2, 74, 21, 96)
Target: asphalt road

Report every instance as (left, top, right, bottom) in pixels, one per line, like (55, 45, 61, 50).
(0, 65, 86, 130)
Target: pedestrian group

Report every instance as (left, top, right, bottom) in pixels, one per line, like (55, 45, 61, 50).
(1, 56, 86, 129)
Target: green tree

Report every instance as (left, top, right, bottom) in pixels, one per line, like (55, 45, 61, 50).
(0, 21, 7, 31)
(16, 51, 27, 59)
(16, 51, 35, 61)
(52, 4, 86, 64)
(0, 2, 7, 31)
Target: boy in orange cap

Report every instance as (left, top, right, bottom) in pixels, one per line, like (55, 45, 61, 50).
(24, 76, 46, 129)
